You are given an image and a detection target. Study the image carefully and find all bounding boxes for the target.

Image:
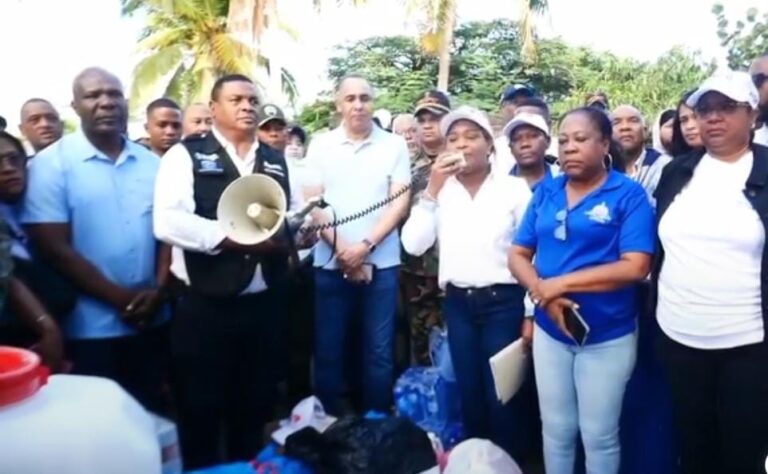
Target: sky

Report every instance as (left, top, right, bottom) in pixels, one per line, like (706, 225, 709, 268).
(0, 0, 760, 133)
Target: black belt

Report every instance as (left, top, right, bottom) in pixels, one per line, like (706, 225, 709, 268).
(445, 283, 521, 298)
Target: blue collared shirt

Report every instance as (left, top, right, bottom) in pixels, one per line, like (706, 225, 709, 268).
(510, 162, 559, 192)
(304, 125, 411, 270)
(21, 130, 167, 339)
(514, 170, 655, 345)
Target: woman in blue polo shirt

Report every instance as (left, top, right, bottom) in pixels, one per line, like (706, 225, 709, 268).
(509, 107, 655, 474)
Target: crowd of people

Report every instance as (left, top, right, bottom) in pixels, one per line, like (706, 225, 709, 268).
(0, 51, 767, 474)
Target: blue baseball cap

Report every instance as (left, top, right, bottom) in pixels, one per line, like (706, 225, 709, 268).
(500, 84, 536, 103)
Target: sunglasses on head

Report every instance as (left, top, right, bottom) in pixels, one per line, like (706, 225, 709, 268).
(754, 73, 767, 89)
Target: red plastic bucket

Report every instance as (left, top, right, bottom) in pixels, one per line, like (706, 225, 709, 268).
(0, 346, 49, 407)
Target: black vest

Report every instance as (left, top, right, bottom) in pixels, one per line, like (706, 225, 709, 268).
(182, 133, 292, 297)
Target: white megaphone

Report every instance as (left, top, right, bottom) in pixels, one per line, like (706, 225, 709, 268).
(217, 174, 322, 245)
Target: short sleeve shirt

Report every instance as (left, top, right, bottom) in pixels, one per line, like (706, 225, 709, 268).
(21, 131, 167, 339)
(514, 170, 655, 345)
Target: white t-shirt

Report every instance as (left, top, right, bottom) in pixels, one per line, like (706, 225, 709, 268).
(755, 124, 768, 147)
(657, 152, 765, 349)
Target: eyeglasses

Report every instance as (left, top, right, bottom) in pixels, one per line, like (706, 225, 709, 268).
(694, 101, 752, 118)
(554, 209, 567, 241)
(754, 73, 767, 89)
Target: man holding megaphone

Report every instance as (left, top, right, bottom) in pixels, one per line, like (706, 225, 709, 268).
(154, 74, 297, 469)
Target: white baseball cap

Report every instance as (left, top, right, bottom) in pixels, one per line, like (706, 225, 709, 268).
(502, 112, 550, 140)
(440, 106, 495, 140)
(271, 396, 337, 445)
(443, 439, 523, 474)
(686, 70, 760, 109)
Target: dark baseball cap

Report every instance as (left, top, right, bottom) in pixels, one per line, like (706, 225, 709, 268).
(500, 84, 536, 104)
(257, 104, 287, 128)
(414, 90, 451, 116)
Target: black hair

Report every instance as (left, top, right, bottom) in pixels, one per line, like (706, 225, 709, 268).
(211, 74, 254, 102)
(288, 125, 307, 145)
(0, 131, 28, 160)
(561, 107, 626, 173)
(515, 96, 551, 123)
(0, 116, 6, 130)
(659, 109, 676, 126)
(669, 89, 699, 157)
(146, 97, 181, 116)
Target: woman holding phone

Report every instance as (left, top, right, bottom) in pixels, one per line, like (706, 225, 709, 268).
(401, 106, 534, 462)
(508, 107, 655, 474)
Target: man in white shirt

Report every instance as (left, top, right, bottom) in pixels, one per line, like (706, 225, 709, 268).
(154, 74, 293, 469)
(303, 74, 411, 415)
(750, 54, 768, 146)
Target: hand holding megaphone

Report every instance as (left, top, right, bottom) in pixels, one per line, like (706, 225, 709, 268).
(218, 174, 322, 247)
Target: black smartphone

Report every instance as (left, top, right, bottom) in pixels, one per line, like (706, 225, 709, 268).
(564, 306, 590, 346)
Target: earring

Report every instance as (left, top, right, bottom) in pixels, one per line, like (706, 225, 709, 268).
(604, 153, 613, 170)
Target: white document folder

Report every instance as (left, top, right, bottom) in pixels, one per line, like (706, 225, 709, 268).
(489, 338, 530, 404)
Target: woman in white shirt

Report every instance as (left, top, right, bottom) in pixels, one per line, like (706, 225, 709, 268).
(401, 106, 534, 462)
(653, 71, 768, 474)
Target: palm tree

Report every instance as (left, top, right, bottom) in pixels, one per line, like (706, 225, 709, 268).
(407, 0, 549, 90)
(519, 0, 549, 62)
(406, 0, 457, 91)
(124, 0, 256, 113)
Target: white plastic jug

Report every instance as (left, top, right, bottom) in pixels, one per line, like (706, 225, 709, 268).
(0, 371, 162, 474)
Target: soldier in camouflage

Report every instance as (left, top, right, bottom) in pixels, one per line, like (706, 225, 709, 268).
(401, 90, 451, 365)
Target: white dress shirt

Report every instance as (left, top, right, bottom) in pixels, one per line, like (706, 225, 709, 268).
(401, 171, 532, 288)
(154, 128, 269, 293)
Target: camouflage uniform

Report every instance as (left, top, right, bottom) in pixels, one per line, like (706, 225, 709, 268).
(401, 150, 443, 365)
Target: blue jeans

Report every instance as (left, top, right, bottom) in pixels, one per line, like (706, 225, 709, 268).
(313, 267, 399, 415)
(534, 324, 637, 474)
(443, 283, 535, 461)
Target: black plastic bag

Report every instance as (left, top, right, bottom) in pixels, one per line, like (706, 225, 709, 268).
(285, 416, 436, 474)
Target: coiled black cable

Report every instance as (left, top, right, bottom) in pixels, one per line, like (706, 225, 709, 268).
(298, 182, 413, 234)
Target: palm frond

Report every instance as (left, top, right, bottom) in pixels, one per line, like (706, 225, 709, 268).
(130, 45, 184, 111)
(209, 32, 257, 74)
(162, 64, 189, 103)
(520, 0, 548, 63)
(136, 27, 189, 51)
(188, 63, 217, 103)
(121, 0, 146, 15)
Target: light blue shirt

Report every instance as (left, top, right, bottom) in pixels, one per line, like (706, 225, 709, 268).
(304, 125, 411, 270)
(21, 130, 167, 339)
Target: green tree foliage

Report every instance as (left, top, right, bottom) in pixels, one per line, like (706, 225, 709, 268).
(123, 0, 256, 114)
(713, 3, 768, 70)
(301, 20, 712, 132)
